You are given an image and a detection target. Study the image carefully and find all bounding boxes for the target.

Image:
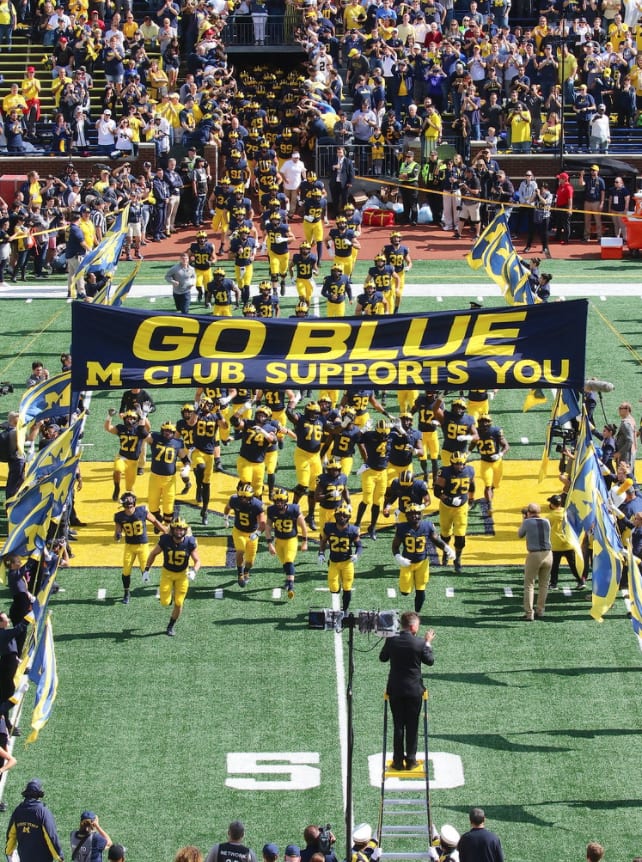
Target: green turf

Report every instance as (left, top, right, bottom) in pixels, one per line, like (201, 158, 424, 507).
(2, 273, 642, 862)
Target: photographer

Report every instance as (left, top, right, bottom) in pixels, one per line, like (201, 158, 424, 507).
(301, 827, 338, 862)
(517, 503, 552, 621)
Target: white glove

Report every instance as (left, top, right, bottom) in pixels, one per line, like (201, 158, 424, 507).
(142, 401, 153, 415)
(357, 463, 369, 475)
(344, 238, 352, 246)
(142, 569, 150, 584)
(428, 849, 439, 862)
(371, 850, 381, 862)
(394, 552, 412, 567)
(180, 465, 190, 479)
(490, 453, 500, 461)
(450, 495, 462, 506)
(318, 552, 326, 565)
(107, 407, 116, 416)
(444, 545, 456, 561)
(457, 434, 474, 441)
(243, 400, 252, 412)
(350, 553, 360, 563)
(187, 568, 196, 581)
(219, 395, 231, 407)
(253, 425, 271, 438)
(430, 420, 440, 427)
(223, 514, 231, 528)
(249, 531, 260, 541)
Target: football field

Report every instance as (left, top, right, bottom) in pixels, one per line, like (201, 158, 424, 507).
(1, 280, 642, 862)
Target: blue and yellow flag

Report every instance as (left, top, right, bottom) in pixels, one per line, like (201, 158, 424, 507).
(19, 413, 84, 493)
(467, 213, 535, 306)
(590, 495, 624, 622)
(26, 612, 58, 744)
(565, 414, 598, 541)
(71, 204, 130, 295)
(108, 259, 142, 307)
(48, 451, 81, 524)
(1, 487, 52, 563)
(16, 371, 72, 453)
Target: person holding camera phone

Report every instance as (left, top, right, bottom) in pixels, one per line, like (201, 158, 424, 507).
(301, 826, 338, 862)
(517, 503, 552, 621)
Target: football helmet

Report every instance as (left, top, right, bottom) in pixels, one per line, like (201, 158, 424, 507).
(161, 421, 176, 436)
(376, 418, 390, 435)
(169, 517, 188, 539)
(120, 492, 136, 508)
(237, 481, 254, 499)
(450, 451, 468, 466)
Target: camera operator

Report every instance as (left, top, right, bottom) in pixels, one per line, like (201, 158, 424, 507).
(517, 503, 552, 621)
(301, 826, 338, 862)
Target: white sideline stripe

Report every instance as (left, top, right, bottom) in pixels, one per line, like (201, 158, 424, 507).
(332, 592, 349, 815)
(97, 588, 106, 600)
(2, 281, 641, 300)
(214, 588, 224, 599)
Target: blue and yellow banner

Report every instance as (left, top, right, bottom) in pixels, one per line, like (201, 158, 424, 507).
(71, 301, 588, 391)
(26, 612, 58, 744)
(16, 371, 71, 453)
(71, 204, 130, 295)
(467, 213, 535, 305)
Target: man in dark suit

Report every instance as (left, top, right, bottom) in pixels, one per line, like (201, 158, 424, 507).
(379, 610, 435, 770)
(330, 146, 354, 216)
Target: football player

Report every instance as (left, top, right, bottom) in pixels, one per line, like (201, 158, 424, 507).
(326, 216, 360, 278)
(286, 399, 325, 530)
(383, 469, 430, 522)
(229, 224, 256, 305)
(388, 413, 424, 482)
(206, 267, 240, 315)
(265, 487, 309, 598)
(188, 230, 216, 304)
(224, 481, 266, 587)
(434, 451, 475, 572)
(114, 493, 165, 604)
(289, 240, 318, 304)
(411, 389, 445, 487)
(470, 413, 509, 514)
(143, 421, 191, 528)
(232, 404, 277, 498)
(439, 398, 478, 467)
(354, 418, 392, 540)
(104, 406, 150, 501)
(192, 398, 227, 525)
(144, 516, 200, 637)
(321, 262, 352, 317)
(315, 458, 350, 535)
(319, 503, 362, 612)
(366, 253, 399, 315)
(392, 503, 454, 612)
(382, 231, 411, 312)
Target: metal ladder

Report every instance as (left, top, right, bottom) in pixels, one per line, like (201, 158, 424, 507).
(376, 691, 433, 862)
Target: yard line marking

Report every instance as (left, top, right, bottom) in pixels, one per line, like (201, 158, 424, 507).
(332, 592, 349, 815)
(387, 587, 396, 598)
(214, 588, 224, 599)
(272, 588, 282, 599)
(504, 587, 513, 597)
(446, 587, 455, 598)
(97, 588, 106, 600)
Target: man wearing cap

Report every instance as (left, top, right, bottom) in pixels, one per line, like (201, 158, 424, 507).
(263, 843, 280, 862)
(517, 502, 552, 620)
(379, 610, 435, 770)
(108, 845, 126, 862)
(430, 825, 459, 862)
(554, 172, 573, 245)
(573, 84, 596, 151)
(580, 165, 605, 242)
(284, 844, 301, 862)
(95, 108, 117, 156)
(70, 811, 112, 862)
(205, 820, 258, 862)
(6, 779, 64, 862)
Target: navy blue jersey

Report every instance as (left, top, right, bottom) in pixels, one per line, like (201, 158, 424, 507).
(389, 426, 422, 467)
(361, 429, 391, 470)
(412, 394, 442, 432)
(321, 273, 352, 303)
(477, 425, 505, 461)
(291, 412, 324, 453)
(266, 502, 302, 539)
(436, 465, 475, 505)
(149, 432, 184, 476)
(229, 494, 264, 533)
(386, 477, 429, 513)
(441, 409, 476, 453)
(176, 418, 196, 449)
(323, 522, 361, 562)
(316, 471, 349, 510)
(158, 533, 197, 572)
(189, 241, 214, 270)
(116, 423, 147, 461)
(394, 519, 438, 562)
(329, 424, 362, 458)
(114, 505, 150, 545)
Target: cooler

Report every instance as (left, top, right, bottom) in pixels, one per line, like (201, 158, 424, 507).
(600, 237, 623, 260)
(622, 216, 642, 251)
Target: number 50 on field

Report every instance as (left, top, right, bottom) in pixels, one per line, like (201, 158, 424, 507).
(226, 753, 464, 791)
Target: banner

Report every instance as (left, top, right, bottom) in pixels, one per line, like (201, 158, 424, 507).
(71, 301, 588, 391)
